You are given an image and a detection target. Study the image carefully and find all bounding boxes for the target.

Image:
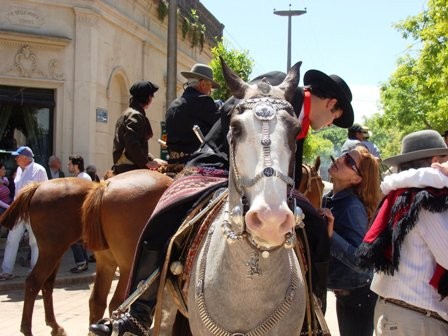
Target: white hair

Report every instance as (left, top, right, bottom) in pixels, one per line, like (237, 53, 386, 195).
(184, 78, 200, 89)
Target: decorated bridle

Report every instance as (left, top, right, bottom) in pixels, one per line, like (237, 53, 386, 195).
(222, 95, 305, 257)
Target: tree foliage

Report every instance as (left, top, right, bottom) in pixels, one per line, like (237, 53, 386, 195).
(209, 39, 254, 102)
(379, 0, 448, 155)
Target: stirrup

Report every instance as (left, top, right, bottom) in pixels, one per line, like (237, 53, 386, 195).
(111, 313, 151, 336)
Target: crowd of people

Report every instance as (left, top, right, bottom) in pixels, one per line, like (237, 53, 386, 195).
(0, 59, 447, 336)
(0, 150, 101, 279)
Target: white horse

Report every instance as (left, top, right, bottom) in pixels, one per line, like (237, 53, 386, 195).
(186, 58, 306, 335)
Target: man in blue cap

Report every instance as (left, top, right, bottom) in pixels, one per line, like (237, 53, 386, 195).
(0, 146, 47, 280)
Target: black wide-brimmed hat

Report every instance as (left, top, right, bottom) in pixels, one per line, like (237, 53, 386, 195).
(383, 130, 448, 167)
(129, 80, 159, 98)
(181, 63, 220, 89)
(304, 70, 354, 128)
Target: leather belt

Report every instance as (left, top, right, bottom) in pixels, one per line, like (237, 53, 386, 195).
(168, 150, 191, 160)
(333, 289, 351, 297)
(380, 297, 447, 324)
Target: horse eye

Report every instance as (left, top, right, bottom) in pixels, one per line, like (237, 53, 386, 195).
(230, 120, 243, 138)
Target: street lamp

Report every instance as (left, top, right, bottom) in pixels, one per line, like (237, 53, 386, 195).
(274, 4, 306, 71)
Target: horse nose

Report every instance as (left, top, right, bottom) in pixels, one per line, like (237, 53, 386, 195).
(245, 205, 295, 244)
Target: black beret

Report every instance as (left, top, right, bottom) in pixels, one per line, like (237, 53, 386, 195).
(129, 80, 159, 98)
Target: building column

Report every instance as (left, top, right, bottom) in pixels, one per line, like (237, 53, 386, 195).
(72, 7, 99, 161)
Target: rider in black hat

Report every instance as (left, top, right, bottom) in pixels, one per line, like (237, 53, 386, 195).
(165, 64, 221, 165)
(112, 80, 164, 174)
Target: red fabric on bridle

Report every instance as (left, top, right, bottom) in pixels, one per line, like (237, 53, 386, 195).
(296, 89, 311, 140)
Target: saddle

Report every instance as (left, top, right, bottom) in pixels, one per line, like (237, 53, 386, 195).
(149, 193, 330, 335)
(152, 180, 228, 336)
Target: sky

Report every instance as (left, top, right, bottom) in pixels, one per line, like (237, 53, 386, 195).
(200, 0, 427, 123)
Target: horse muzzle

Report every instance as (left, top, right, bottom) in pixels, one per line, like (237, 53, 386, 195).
(244, 204, 295, 247)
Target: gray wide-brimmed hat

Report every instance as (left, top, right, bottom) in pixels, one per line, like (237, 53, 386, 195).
(181, 63, 220, 89)
(304, 70, 353, 128)
(383, 130, 448, 166)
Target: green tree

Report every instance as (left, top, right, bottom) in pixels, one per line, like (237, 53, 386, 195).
(379, 0, 448, 156)
(209, 39, 254, 101)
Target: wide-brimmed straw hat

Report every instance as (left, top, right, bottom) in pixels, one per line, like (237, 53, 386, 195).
(304, 70, 353, 128)
(362, 125, 373, 138)
(181, 63, 220, 88)
(383, 130, 448, 167)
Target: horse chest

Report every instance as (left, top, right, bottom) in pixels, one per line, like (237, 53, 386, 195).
(187, 223, 306, 336)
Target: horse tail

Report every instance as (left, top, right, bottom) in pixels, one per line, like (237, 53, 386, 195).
(82, 180, 109, 251)
(0, 182, 40, 229)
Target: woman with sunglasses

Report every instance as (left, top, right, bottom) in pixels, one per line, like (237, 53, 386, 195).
(320, 147, 381, 336)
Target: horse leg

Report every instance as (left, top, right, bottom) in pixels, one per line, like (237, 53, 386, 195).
(89, 250, 117, 323)
(20, 259, 62, 336)
(41, 264, 67, 336)
(108, 267, 129, 315)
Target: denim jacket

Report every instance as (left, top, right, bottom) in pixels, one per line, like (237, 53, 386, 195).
(322, 188, 373, 289)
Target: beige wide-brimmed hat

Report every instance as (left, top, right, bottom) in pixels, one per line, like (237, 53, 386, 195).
(181, 63, 220, 88)
(383, 130, 448, 166)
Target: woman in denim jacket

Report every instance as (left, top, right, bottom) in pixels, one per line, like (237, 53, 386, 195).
(321, 147, 381, 336)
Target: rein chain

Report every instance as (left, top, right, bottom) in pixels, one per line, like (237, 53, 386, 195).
(196, 222, 299, 336)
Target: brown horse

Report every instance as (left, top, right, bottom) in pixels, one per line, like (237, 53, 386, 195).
(81, 170, 172, 324)
(299, 157, 324, 209)
(0, 170, 171, 336)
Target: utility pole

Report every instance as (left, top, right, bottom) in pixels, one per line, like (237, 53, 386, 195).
(273, 4, 306, 71)
(166, 0, 177, 105)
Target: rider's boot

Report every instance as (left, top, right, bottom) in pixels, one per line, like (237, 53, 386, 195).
(89, 241, 160, 336)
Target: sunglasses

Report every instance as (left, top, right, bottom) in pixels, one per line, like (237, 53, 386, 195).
(330, 154, 362, 177)
(343, 153, 362, 176)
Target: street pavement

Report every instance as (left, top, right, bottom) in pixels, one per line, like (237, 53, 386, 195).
(1, 237, 340, 336)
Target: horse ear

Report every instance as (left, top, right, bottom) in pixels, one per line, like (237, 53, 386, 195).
(278, 61, 302, 102)
(220, 56, 249, 99)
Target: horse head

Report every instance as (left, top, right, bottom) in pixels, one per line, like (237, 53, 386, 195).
(220, 57, 302, 250)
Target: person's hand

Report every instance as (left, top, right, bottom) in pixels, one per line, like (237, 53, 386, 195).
(145, 160, 161, 170)
(153, 158, 167, 166)
(432, 161, 448, 176)
(318, 207, 334, 238)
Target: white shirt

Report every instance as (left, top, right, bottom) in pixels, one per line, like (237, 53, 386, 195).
(76, 171, 92, 181)
(14, 161, 48, 199)
(371, 168, 448, 321)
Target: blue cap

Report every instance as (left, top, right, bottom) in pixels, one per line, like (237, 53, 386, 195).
(11, 146, 34, 158)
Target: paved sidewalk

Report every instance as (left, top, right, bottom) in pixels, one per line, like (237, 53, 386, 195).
(0, 237, 340, 335)
(0, 237, 95, 292)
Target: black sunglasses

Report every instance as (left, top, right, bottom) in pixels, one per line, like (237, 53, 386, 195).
(343, 153, 362, 177)
(330, 154, 362, 177)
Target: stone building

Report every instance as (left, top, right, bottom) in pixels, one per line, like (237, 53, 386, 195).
(0, 0, 223, 176)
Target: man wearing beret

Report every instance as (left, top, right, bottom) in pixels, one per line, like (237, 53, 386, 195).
(112, 80, 164, 174)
